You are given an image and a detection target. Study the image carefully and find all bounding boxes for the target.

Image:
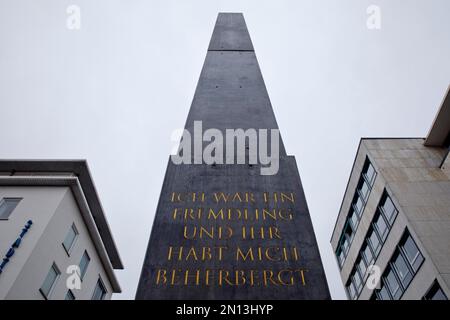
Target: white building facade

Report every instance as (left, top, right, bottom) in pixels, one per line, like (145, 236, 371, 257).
(0, 160, 122, 300)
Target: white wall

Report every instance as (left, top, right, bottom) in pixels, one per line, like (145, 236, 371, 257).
(0, 185, 114, 299)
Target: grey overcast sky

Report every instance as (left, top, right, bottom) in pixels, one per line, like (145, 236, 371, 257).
(1, 0, 449, 299)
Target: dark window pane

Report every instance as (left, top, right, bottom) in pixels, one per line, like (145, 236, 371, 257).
(382, 195, 397, 225)
(424, 281, 448, 300)
(392, 253, 413, 288)
(357, 258, 367, 279)
(368, 228, 381, 256)
(354, 196, 364, 216)
(63, 224, 78, 253)
(402, 235, 424, 272)
(373, 212, 389, 241)
(40, 264, 60, 298)
(342, 237, 350, 255)
(349, 208, 358, 230)
(430, 289, 447, 300)
(385, 268, 402, 299)
(0, 198, 21, 219)
(362, 243, 374, 265)
(343, 221, 354, 246)
(347, 282, 356, 300)
(92, 279, 107, 300)
(79, 251, 90, 279)
(65, 290, 75, 300)
(378, 283, 391, 300)
(364, 162, 376, 186)
(353, 270, 363, 293)
(359, 179, 370, 201)
(337, 249, 345, 267)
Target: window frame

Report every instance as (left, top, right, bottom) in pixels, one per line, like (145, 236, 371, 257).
(374, 229, 425, 300)
(391, 250, 413, 288)
(335, 157, 377, 269)
(79, 251, 91, 281)
(92, 277, 107, 300)
(372, 209, 389, 242)
(423, 280, 448, 300)
(39, 263, 61, 300)
(379, 193, 398, 226)
(384, 266, 403, 300)
(65, 290, 76, 300)
(400, 233, 424, 273)
(376, 280, 392, 300)
(62, 223, 79, 256)
(0, 197, 22, 220)
(362, 159, 377, 187)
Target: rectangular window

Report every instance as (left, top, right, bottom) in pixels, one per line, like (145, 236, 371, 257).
(363, 159, 376, 186)
(79, 251, 90, 280)
(368, 227, 381, 256)
(373, 211, 389, 241)
(352, 269, 363, 294)
(62, 224, 78, 254)
(381, 194, 397, 225)
(362, 242, 374, 265)
(65, 290, 75, 300)
(357, 257, 367, 280)
(400, 233, 424, 272)
(346, 281, 356, 300)
(423, 281, 448, 300)
(392, 251, 413, 288)
(377, 281, 391, 300)
(0, 198, 22, 220)
(40, 263, 60, 299)
(385, 267, 402, 299)
(336, 158, 376, 268)
(92, 278, 107, 300)
(337, 248, 345, 267)
(358, 179, 370, 202)
(348, 208, 358, 230)
(353, 195, 364, 217)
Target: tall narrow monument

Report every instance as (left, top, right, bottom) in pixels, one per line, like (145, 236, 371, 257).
(136, 13, 330, 299)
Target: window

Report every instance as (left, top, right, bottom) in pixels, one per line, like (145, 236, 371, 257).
(353, 195, 364, 216)
(362, 242, 374, 266)
(346, 281, 356, 300)
(357, 257, 367, 280)
(367, 227, 381, 256)
(375, 229, 425, 300)
(423, 281, 448, 300)
(337, 248, 345, 267)
(358, 179, 370, 201)
(79, 251, 90, 280)
(377, 281, 391, 300)
(352, 269, 363, 293)
(363, 159, 376, 186)
(65, 290, 75, 300)
(62, 224, 78, 254)
(343, 221, 354, 243)
(400, 233, 424, 272)
(0, 198, 21, 220)
(380, 194, 397, 225)
(385, 267, 402, 299)
(335, 158, 376, 267)
(92, 278, 107, 300)
(392, 251, 413, 288)
(40, 263, 60, 299)
(373, 211, 388, 241)
(348, 208, 358, 230)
